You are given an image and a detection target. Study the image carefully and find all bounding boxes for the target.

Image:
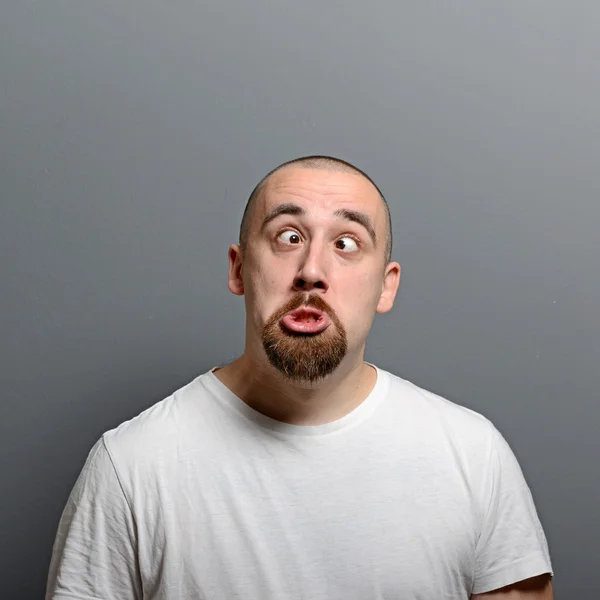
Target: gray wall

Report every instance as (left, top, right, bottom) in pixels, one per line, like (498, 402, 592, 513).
(1, 1, 598, 597)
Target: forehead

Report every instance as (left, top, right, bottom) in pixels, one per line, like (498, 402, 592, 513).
(256, 166, 385, 224)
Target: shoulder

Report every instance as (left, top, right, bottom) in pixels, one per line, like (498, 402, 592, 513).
(377, 367, 533, 490)
(374, 366, 511, 483)
(100, 369, 219, 471)
(380, 367, 496, 437)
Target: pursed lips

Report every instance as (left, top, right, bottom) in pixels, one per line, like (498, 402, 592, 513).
(280, 307, 330, 334)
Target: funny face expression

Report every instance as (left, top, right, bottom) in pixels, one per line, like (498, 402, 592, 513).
(228, 165, 401, 383)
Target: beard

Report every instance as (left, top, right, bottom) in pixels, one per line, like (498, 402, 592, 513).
(261, 293, 348, 384)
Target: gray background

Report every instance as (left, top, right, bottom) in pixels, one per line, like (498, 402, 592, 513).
(1, 1, 598, 597)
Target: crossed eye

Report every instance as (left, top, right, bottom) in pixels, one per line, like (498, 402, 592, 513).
(278, 230, 358, 252)
(279, 230, 302, 245)
(334, 237, 359, 252)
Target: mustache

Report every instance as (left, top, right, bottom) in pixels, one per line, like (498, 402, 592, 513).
(269, 293, 335, 323)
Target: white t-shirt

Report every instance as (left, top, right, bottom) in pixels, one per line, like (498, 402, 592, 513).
(46, 365, 552, 599)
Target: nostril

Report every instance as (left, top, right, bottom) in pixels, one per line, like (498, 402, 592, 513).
(294, 278, 326, 290)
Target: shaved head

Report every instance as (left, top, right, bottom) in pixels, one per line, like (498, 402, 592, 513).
(239, 155, 393, 264)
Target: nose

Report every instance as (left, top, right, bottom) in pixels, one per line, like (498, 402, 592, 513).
(292, 242, 329, 293)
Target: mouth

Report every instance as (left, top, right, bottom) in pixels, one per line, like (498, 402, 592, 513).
(280, 307, 331, 334)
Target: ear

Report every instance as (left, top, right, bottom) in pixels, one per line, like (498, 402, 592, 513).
(376, 261, 401, 314)
(228, 244, 245, 296)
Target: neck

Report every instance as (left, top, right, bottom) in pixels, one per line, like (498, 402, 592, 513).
(213, 351, 377, 426)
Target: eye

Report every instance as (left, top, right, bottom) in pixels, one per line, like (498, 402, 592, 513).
(335, 236, 359, 252)
(278, 230, 302, 245)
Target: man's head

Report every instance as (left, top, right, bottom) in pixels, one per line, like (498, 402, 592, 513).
(239, 156, 393, 265)
(228, 155, 401, 384)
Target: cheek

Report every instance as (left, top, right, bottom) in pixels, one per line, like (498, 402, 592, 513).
(244, 255, 277, 291)
(336, 273, 382, 326)
(244, 269, 289, 321)
(342, 269, 381, 300)
(246, 252, 294, 288)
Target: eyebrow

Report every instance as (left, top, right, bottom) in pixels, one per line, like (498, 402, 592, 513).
(261, 203, 377, 246)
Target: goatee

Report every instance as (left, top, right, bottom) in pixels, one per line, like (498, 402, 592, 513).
(262, 294, 347, 384)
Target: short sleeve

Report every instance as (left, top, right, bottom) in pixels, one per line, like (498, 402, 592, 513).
(46, 437, 142, 600)
(472, 423, 553, 594)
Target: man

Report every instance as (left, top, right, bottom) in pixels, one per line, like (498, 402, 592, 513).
(47, 156, 553, 599)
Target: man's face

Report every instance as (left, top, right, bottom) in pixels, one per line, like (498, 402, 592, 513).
(229, 166, 400, 383)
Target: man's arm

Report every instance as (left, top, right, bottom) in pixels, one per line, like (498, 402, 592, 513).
(471, 574, 553, 599)
(46, 437, 142, 599)
(470, 423, 553, 594)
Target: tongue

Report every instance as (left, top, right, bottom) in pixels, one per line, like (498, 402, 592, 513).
(297, 314, 318, 323)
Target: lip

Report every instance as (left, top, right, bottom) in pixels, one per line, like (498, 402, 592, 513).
(280, 307, 330, 334)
